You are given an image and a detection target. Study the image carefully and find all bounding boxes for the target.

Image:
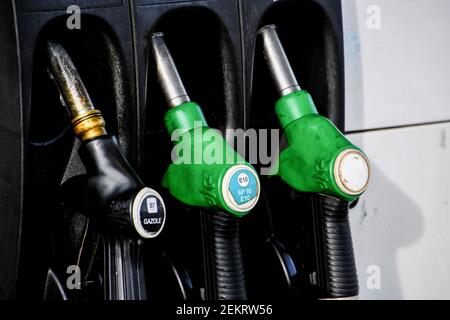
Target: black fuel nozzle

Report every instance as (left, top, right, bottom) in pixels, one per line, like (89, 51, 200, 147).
(47, 41, 165, 239)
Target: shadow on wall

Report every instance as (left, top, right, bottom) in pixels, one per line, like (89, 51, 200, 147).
(350, 163, 424, 299)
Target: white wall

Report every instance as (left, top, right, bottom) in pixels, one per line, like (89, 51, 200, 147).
(343, 0, 450, 132)
(342, 0, 450, 299)
(348, 124, 450, 299)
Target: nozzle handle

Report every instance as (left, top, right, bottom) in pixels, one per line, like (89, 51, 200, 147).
(311, 194, 359, 299)
(201, 210, 247, 300)
(151, 33, 190, 108)
(258, 25, 301, 96)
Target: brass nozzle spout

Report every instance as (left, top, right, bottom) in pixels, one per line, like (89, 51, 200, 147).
(47, 41, 107, 142)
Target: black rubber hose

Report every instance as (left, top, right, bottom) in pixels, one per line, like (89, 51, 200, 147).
(311, 194, 358, 299)
(209, 211, 247, 300)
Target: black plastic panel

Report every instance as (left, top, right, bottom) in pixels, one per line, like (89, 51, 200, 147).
(239, 0, 345, 130)
(18, 0, 125, 12)
(0, 0, 23, 300)
(13, 0, 137, 299)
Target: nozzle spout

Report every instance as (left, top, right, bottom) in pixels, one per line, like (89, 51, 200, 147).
(47, 41, 95, 118)
(151, 32, 190, 108)
(47, 41, 106, 142)
(258, 25, 301, 96)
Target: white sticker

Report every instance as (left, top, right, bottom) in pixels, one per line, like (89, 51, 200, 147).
(237, 172, 249, 187)
(222, 165, 260, 213)
(146, 197, 157, 214)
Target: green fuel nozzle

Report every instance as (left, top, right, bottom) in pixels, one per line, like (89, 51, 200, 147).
(259, 25, 370, 202)
(151, 33, 260, 217)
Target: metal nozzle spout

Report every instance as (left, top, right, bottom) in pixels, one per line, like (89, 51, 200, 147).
(258, 24, 301, 96)
(47, 41, 106, 141)
(47, 41, 95, 118)
(151, 32, 190, 108)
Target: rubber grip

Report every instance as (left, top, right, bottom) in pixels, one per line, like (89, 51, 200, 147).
(205, 211, 247, 300)
(311, 194, 358, 298)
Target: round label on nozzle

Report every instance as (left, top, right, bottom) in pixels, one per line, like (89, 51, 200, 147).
(132, 188, 166, 239)
(222, 165, 260, 213)
(334, 149, 370, 196)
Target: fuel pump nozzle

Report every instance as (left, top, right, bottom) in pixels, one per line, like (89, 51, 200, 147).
(151, 32, 260, 217)
(47, 41, 166, 240)
(47, 40, 166, 299)
(259, 25, 370, 299)
(258, 24, 370, 200)
(151, 32, 260, 300)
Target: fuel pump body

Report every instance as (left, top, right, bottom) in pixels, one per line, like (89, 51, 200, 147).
(0, 0, 351, 301)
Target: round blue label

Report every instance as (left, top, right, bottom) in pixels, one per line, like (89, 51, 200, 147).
(228, 169, 258, 205)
